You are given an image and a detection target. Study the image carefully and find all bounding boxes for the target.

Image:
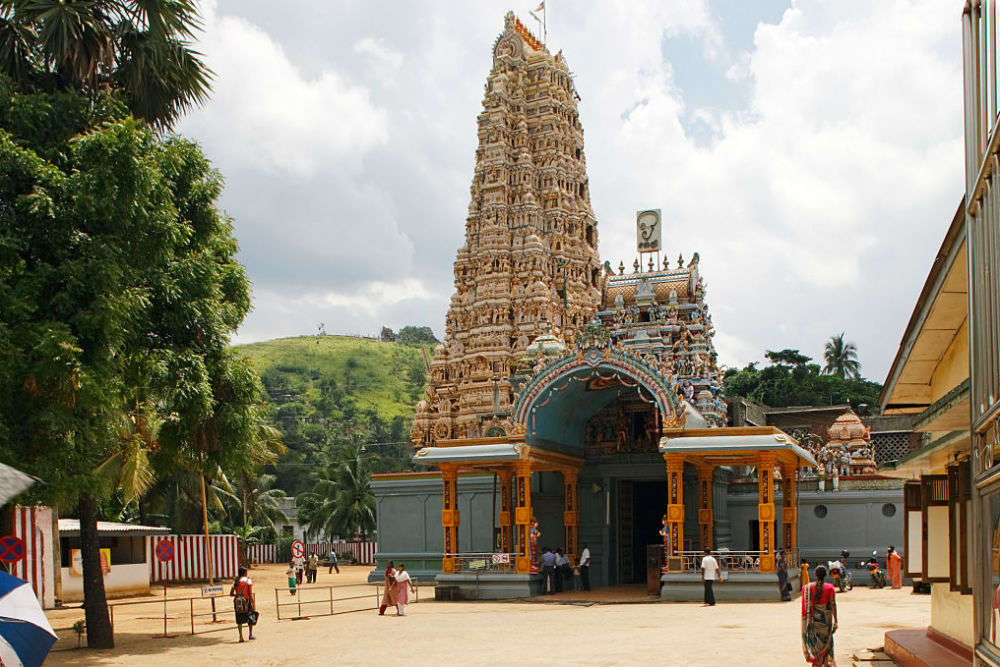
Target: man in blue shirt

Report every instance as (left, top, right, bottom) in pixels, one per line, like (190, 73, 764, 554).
(540, 547, 557, 594)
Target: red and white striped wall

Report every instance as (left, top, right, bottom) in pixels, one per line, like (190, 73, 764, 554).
(243, 540, 377, 565)
(148, 534, 238, 583)
(246, 543, 276, 565)
(338, 540, 377, 565)
(11, 506, 55, 609)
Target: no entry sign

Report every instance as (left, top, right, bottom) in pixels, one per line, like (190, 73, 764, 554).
(0, 535, 24, 563)
(155, 538, 174, 562)
(290, 540, 305, 559)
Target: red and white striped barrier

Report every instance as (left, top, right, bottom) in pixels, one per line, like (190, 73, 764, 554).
(246, 543, 276, 565)
(148, 534, 238, 582)
(11, 506, 55, 608)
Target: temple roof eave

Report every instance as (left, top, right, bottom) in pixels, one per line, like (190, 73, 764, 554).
(659, 428, 817, 467)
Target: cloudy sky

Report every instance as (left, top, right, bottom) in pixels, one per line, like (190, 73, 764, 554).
(178, 0, 965, 382)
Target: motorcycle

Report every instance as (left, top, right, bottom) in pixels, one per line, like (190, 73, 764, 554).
(867, 560, 887, 588)
(827, 560, 853, 592)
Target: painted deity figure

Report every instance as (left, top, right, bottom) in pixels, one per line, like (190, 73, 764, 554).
(529, 518, 541, 574)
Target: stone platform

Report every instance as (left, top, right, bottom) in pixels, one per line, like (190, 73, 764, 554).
(434, 573, 543, 600)
(659, 571, 802, 602)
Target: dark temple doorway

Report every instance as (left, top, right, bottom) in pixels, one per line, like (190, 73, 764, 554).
(620, 480, 667, 584)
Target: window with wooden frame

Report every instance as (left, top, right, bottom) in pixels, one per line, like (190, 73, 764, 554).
(904, 481, 922, 578)
(921, 474, 950, 582)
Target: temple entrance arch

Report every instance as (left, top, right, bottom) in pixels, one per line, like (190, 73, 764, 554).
(506, 345, 686, 586)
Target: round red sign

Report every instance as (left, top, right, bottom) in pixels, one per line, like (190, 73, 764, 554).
(155, 538, 174, 562)
(0, 535, 24, 563)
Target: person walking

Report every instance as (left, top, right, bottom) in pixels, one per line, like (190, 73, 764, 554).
(230, 566, 257, 643)
(778, 550, 791, 601)
(700, 547, 719, 606)
(887, 546, 903, 589)
(306, 552, 319, 583)
(378, 561, 397, 615)
(579, 544, 591, 591)
(328, 548, 340, 574)
(540, 547, 557, 594)
(801, 565, 838, 666)
(285, 561, 297, 596)
(293, 553, 305, 585)
(394, 564, 417, 616)
(555, 548, 569, 592)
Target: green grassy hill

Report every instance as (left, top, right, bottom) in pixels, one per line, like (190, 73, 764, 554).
(235, 335, 431, 494)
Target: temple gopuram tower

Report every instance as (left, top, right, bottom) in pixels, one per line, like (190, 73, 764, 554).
(411, 13, 602, 446)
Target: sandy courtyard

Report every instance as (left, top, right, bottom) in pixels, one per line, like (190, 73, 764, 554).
(45, 564, 929, 667)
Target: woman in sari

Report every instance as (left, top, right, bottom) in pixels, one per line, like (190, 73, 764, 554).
(378, 560, 397, 615)
(394, 563, 417, 616)
(802, 564, 838, 666)
(887, 546, 903, 589)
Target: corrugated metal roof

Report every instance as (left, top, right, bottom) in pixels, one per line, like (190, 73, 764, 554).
(58, 519, 171, 537)
(0, 463, 41, 506)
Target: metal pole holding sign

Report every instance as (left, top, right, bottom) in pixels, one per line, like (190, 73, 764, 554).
(154, 538, 177, 638)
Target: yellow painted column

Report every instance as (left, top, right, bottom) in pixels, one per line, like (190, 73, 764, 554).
(563, 469, 579, 565)
(781, 463, 798, 554)
(757, 454, 776, 573)
(514, 461, 534, 574)
(697, 464, 714, 551)
(440, 464, 460, 574)
(663, 454, 685, 559)
(498, 468, 514, 554)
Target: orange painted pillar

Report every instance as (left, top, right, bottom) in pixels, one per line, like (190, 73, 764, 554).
(663, 454, 685, 559)
(440, 464, 459, 574)
(498, 468, 514, 554)
(697, 464, 714, 551)
(563, 469, 579, 565)
(757, 454, 776, 573)
(781, 463, 798, 554)
(514, 461, 534, 574)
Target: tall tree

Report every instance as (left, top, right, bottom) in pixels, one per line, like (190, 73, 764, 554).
(0, 78, 256, 647)
(0, 0, 211, 128)
(823, 333, 861, 380)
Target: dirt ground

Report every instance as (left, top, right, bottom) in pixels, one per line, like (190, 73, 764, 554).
(45, 564, 929, 667)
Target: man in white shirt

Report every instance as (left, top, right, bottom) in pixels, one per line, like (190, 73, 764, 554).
(700, 548, 719, 606)
(579, 545, 591, 591)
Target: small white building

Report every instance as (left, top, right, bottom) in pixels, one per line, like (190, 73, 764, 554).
(275, 497, 304, 541)
(58, 519, 169, 601)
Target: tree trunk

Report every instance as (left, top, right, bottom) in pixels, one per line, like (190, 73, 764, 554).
(79, 494, 114, 648)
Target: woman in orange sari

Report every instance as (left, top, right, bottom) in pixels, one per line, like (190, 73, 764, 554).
(802, 565, 838, 666)
(887, 546, 903, 589)
(378, 561, 397, 615)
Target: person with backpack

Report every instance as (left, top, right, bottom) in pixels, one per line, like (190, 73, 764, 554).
(230, 567, 257, 643)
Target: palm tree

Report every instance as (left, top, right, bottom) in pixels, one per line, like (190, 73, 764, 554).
(0, 0, 211, 128)
(299, 444, 377, 541)
(222, 473, 287, 533)
(823, 333, 861, 380)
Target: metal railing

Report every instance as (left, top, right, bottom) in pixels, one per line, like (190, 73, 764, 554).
(274, 582, 417, 620)
(677, 549, 799, 574)
(107, 593, 235, 637)
(444, 552, 522, 574)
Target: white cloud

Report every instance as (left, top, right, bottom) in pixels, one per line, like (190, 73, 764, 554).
(181, 1, 388, 177)
(183, 0, 963, 382)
